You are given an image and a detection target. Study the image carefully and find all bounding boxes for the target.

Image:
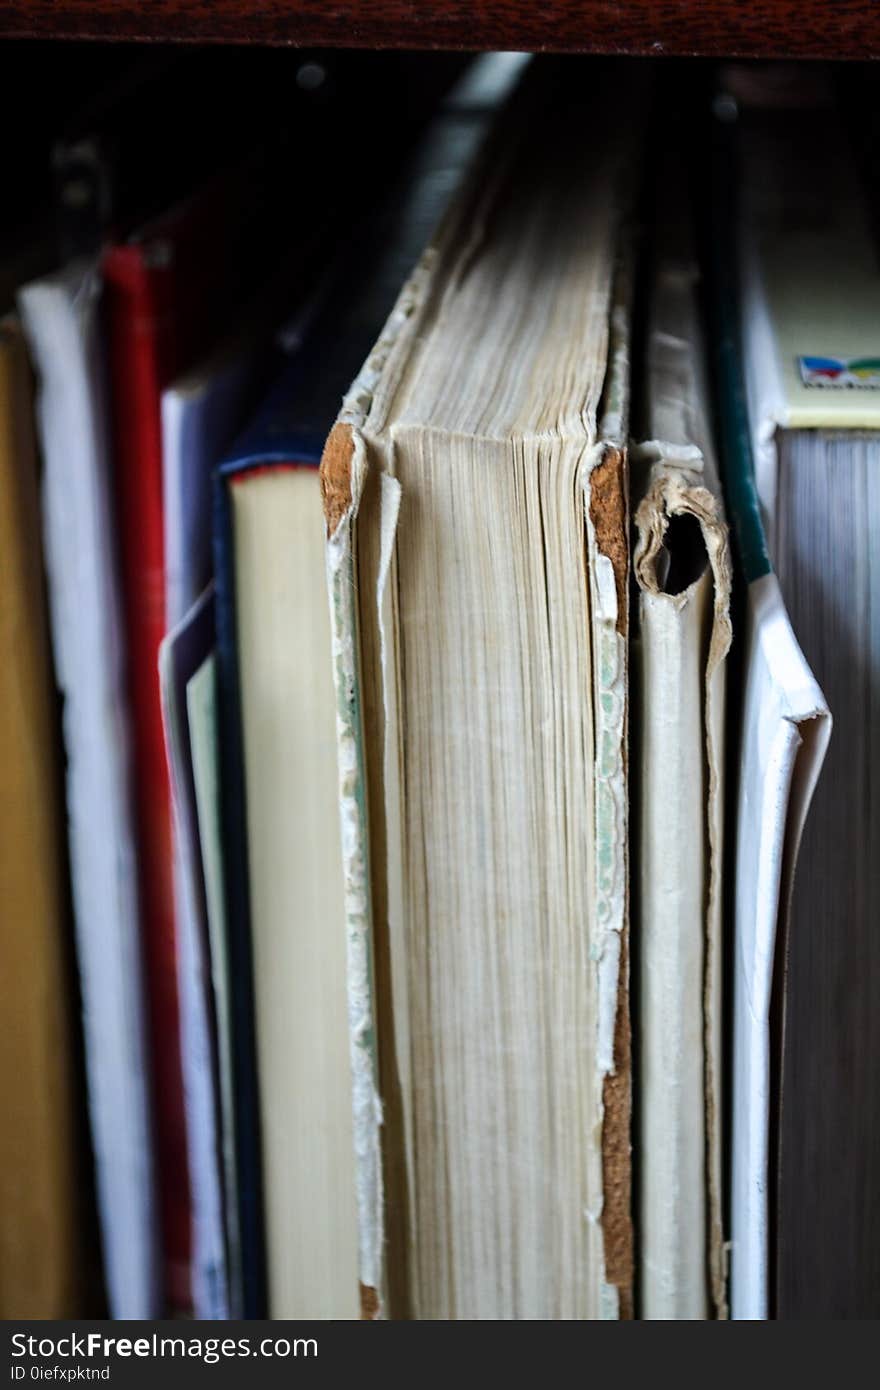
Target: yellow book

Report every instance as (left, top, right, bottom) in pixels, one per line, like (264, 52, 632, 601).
(0, 318, 84, 1317)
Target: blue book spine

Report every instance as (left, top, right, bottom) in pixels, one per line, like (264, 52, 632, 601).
(212, 464, 267, 1320)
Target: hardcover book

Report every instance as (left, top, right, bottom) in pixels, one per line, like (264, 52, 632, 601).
(159, 587, 229, 1319)
(187, 650, 243, 1317)
(322, 64, 643, 1318)
(632, 195, 731, 1320)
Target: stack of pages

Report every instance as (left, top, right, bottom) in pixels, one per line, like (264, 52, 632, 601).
(322, 66, 640, 1320)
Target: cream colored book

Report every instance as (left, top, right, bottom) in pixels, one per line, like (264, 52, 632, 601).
(228, 464, 359, 1319)
(322, 66, 644, 1319)
(632, 218, 731, 1320)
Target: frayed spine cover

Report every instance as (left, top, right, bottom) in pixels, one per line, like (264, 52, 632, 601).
(321, 422, 384, 1315)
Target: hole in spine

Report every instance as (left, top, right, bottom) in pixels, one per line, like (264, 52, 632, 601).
(656, 512, 707, 595)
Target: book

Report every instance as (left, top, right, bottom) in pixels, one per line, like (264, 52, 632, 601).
(734, 83, 880, 1318)
(321, 63, 642, 1319)
(158, 587, 229, 1319)
(187, 652, 243, 1318)
(216, 448, 359, 1320)
(707, 100, 831, 1321)
(631, 204, 731, 1319)
(17, 263, 159, 1318)
(0, 318, 84, 1318)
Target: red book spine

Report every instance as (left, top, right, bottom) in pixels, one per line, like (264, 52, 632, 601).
(103, 243, 191, 1313)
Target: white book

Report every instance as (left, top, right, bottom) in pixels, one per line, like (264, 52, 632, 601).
(710, 84, 832, 1317)
(730, 571, 829, 1319)
(187, 651, 243, 1319)
(17, 262, 159, 1318)
(158, 586, 229, 1318)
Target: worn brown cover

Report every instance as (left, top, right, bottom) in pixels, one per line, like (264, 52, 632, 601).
(590, 444, 634, 1319)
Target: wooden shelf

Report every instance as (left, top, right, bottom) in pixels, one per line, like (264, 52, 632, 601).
(0, 0, 878, 60)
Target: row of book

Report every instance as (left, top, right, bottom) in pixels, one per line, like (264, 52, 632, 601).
(1, 53, 877, 1320)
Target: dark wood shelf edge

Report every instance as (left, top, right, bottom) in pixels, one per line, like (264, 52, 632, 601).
(0, 1, 878, 59)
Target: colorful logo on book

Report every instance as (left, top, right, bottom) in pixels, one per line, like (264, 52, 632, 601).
(798, 355, 880, 388)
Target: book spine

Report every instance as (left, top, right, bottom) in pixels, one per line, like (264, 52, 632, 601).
(585, 443, 633, 1320)
(212, 465, 267, 1319)
(320, 422, 385, 1318)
